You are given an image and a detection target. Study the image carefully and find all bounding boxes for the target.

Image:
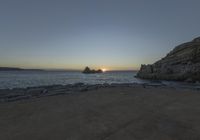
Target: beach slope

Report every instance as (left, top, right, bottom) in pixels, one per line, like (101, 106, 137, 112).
(0, 86, 200, 140)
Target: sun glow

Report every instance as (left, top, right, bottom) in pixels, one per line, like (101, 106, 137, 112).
(102, 68, 107, 72)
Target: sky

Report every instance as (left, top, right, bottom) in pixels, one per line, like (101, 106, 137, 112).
(0, 0, 200, 70)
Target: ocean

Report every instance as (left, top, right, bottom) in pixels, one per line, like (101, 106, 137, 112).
(0, 70, 199, 89)
(0, 71, 143, 89)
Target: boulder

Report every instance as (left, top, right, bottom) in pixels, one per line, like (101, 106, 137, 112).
(137, 37, 200, 82)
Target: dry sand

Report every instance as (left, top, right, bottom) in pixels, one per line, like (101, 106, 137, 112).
(0, 85, 200, 140)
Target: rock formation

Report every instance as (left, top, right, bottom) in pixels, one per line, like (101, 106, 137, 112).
(137, 37, 200, 82)
(82, 67, 103, 74)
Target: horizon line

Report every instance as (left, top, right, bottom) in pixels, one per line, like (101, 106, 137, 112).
(0, 66, 139, 71)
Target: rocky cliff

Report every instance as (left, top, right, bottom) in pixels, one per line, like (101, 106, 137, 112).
(137, 37, 200, 82)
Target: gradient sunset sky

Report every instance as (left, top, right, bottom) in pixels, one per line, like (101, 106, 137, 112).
(0, 0, 200, 70)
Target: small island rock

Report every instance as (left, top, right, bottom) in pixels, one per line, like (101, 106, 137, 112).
(82, 67, 103, 74)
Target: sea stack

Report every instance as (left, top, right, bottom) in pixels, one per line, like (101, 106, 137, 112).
(137, 37, 200, 82)
(82, 67, 103, 74)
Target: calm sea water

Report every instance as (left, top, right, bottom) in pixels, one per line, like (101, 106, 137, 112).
(0, 71, 145, 89)
(0, 71, 199, 89)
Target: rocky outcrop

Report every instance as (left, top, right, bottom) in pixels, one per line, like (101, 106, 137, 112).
(82, 67, 103, 74)
(137, 37, 200, 82)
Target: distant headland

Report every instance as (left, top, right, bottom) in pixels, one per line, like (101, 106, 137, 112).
(82, 67, 103, 74)
(0, 67, 44, 71)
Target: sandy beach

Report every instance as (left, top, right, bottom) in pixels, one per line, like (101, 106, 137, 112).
(0, 85, 200, 140)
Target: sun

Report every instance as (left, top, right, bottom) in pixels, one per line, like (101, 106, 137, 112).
(101, 68, 107, 72)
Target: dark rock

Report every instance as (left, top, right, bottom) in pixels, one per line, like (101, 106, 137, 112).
(82, 66, 103, 74)
(74, 82, 84, 87)
(6, 95, 31, 102)
(87, 85, 99, 90)
(102, 83, 110, 87)
(137, 37, 200, 82)
(26, 88, 45, 97)
(80, 87, 88, 92)
(41, 89, 48, 94)
(185, 78, 194, 83)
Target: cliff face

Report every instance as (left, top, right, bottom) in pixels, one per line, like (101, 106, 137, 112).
(137, 37, 200, 82)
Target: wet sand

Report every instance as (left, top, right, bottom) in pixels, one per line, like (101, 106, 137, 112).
(0, 85, 200, 140)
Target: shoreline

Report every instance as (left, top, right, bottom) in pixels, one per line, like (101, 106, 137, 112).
(1, 82, 200, 103)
